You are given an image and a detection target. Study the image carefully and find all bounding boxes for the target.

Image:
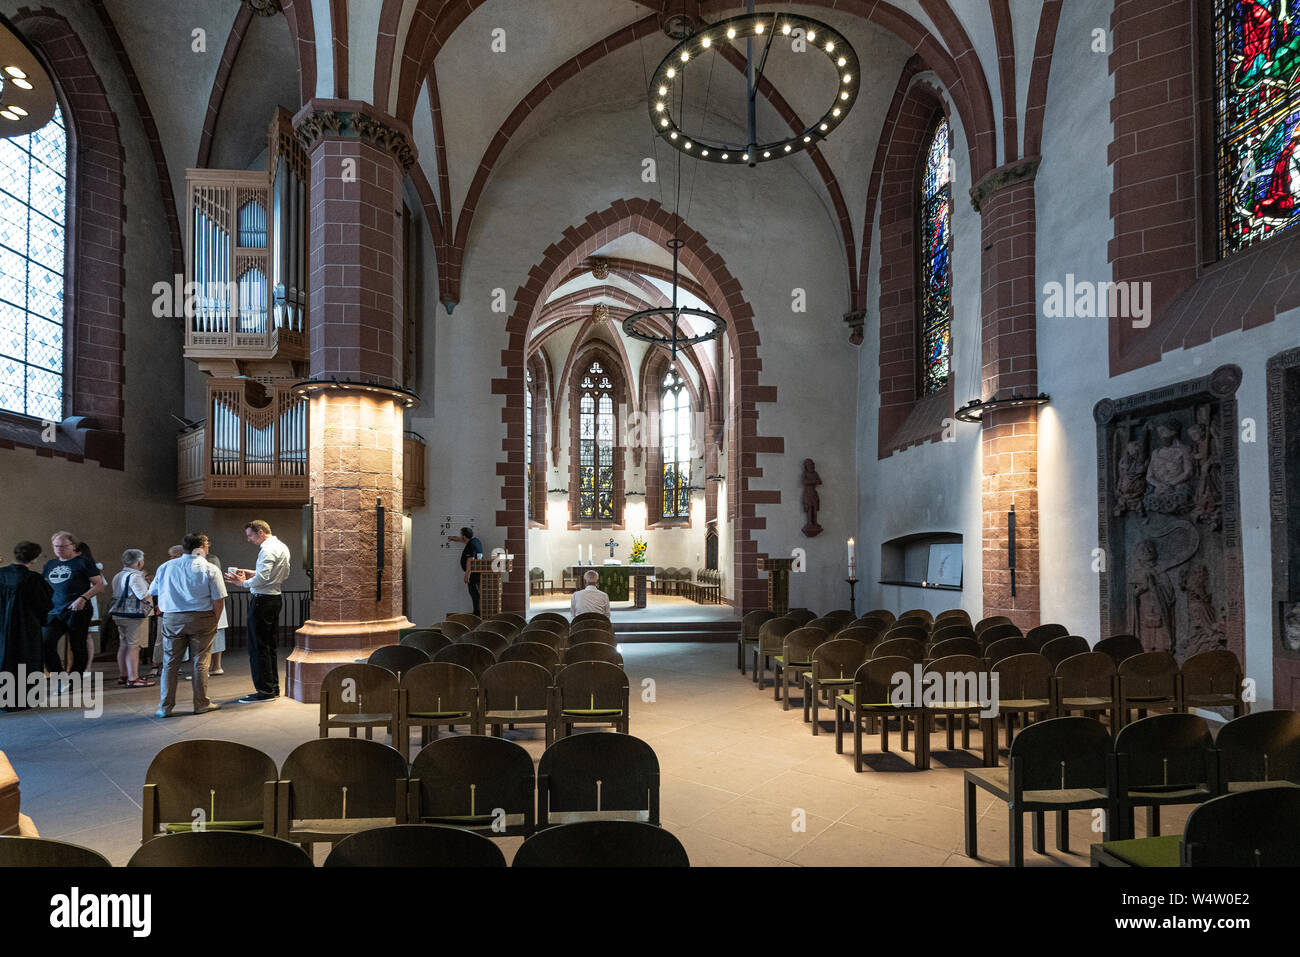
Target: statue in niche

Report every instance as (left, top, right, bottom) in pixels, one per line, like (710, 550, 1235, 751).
(1126, 538, 1176, 653)
(1114, 437, 1149, 517)
(1179, 563, 1226, 657)
(1143, 418, 1196, 515)
(1187, 415, 1223, 529)
(1283, 604, 1300, 655)
(800, 459, 823, 538)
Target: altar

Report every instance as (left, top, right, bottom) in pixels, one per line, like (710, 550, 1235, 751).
(570, 564, 656, 608)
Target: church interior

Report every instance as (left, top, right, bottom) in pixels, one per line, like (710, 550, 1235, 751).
(0, 0, 1299, 884)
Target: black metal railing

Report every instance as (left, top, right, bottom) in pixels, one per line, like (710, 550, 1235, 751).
(223, 589, 311, 648)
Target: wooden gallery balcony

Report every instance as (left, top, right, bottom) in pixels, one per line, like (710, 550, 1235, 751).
(178, 378, 308, 506)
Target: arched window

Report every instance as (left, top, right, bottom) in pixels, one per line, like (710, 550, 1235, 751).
(1214, 0, 1300, 257)
(918, 115, 951, 395)
(525, 368, 534, 521)
(660, 369, 691, 518)
(577, 359, 615, 520)
(0, 104, 67, 420)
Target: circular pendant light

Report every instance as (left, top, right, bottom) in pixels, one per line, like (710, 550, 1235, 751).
(0, 14, 58, 137)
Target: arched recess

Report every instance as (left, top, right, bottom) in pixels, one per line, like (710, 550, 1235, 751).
(493, 197, 777, 614)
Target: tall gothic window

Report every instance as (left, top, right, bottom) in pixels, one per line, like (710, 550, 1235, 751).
(525, 369, 534, 521)
(919, 115, 952, 395)
(0, 104, 67, 420)
(660, 369, 691, 519)
(1214, 0, 1300, 257)
(578, 360, 614, 520)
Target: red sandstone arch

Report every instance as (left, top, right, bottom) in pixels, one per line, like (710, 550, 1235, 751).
(494, 197, 778, 613)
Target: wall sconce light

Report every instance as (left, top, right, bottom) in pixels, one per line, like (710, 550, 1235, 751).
(954, 392, 1050, 423)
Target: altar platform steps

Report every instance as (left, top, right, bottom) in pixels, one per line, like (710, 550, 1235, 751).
(612, 620, 739, 644)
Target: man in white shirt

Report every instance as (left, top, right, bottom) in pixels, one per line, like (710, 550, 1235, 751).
(570, 570, 611, 619)
(149, 533, 226, 718)
(226, 519, 291, 702)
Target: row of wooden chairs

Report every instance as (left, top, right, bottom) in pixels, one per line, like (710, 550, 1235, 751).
(135, 731, 661, 852)
(962, 710, 1300, 866)
(324, 659, 630, 756)
(0, 820, 689, 868)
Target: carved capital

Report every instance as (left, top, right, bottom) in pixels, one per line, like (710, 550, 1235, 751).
(244, 0, 283, 16)
(294, 109, 416, 172)
(843, 310, 866, 346)
(969, 155, 1040, 211)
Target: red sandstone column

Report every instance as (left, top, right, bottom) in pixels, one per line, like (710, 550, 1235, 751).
(286, 101, 417, 702)
(974, 162, 1042, 631)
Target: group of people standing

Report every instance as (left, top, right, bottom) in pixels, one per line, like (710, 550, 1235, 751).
(0, 521, 290, 716)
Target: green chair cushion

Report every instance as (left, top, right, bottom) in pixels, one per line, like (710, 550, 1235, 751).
(562, 708, 623, 717)
(1098, 834, 1182, 868)
(164, 820, 263, 833)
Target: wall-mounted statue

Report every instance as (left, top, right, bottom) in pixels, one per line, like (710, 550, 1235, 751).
(1180, 563, 1226, 656)
(1114, 435, 1148, 517)
(1126, 538, 1176, 653)
(1144, 418, 1195, 515)
(1187, 415, 1222, 529)
(801, 459, 823, 538)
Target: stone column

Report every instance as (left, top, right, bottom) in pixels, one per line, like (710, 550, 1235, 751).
(285, 101, 418, 702)
(973, 159, 1042, 631)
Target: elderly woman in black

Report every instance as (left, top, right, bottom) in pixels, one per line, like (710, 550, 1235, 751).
(0, 542, 53, 711)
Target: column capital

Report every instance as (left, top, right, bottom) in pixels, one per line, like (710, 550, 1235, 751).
(244, 0, 282, 16)
(293, 100, 417, 171)
(969, 155, 1040, 212)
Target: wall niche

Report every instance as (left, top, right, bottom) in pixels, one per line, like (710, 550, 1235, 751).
(1094, 365, 1243, 666)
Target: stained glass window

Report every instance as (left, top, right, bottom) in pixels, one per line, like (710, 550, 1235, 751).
(919, 116, 952, 395)
(0, 104, 67, 420)
(1215, 0, 1300, 256)
(525, 369, 533, 521)
(660, 369, 692, 519)
(578, 360, 614, 520)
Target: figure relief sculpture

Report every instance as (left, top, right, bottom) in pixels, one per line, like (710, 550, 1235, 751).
(1114, 437, 1148, 517)
(1143, 418, 1196, 515)
(1179, 563, 1226, 657)
(801, 459, 823, 538)
(1127, 538, 1177, 653)
(1284, 604, 1300, 655)
(1186, 418, 1223, 529)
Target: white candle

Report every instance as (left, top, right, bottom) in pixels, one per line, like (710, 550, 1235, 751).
(588, 544, 593, 564)
(578, 545, 583, 565)
(847, 538, 855, 573)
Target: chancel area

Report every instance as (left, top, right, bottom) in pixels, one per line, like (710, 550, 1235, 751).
(1, 0, 1299, 879)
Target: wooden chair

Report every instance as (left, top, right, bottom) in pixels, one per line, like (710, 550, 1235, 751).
(563, 642, 624, 668)
(835, 656, 927, 771)
(927, 636, 981, 661)
(474, 620, 516, 641)
(481, 660, 556, 745)
(516, 627, 564, 651)
(833, 625, 882, 646)
(976, 622, 1023, 646)
(975, 615, 1014, 637)
(142, 740, 278, 842)
(1215, 709, 1300, 792)
(823, 609, 856, 629)
(324, 823, 507, 866)
(499, 641, 561, 674)
(1117, 651, 1182, 727)
(536, 732, 659, 827)
(872, 636, 927, 662)
(433, 642, 497, 679)
(128, 830, 312, 867)
(573, 611, 612, 629)
(893, 616, 931, 633)
(1041, 634, 1091, 670)
(400, 630, 451, 658)
(934, 608, 972, 626)
(0, 836, 111, 866)
(368, 644, 431, 679)
(432, 619, 470, 638)
(965, 716, 1112, 866)
(752, 617, 799, 690)
(400, 661, 482, 757)
(1181, 788, 1300, 866)
(1025, 622, 1069, 649)
(275, 737, 409, 851)
(529, 566, 552, 596)
(1109, 713, 1219, 841)
(569, 626, 617, 648)
(881, 623, 929, 644)
(990, 653, 1055, 750)
(530, 612, 569, 631)
(457, 630, 510, 658)
(774, 626, 826, 711)
(920, 653, 998, 766)
(513, 820, 688, 867)
(985, 635, 1035, 666)
(1054, 652, 1119, 726)
(930, 621, 976, 644)
(786, 608, 817, 626)
(446, 613, 481, 629)
(807, 616, 841, 636)
(803, 638, 871, 735)
(554, 660, 629, 736)
(1180, 649, 1245, 718)
(899, 608, 934, 626)
(319, 663, 400, 743)
(861, 609, 896, 625)
(1094, 634, 1144, 667)
(407, 735, 536, 836)
(738, 609, 778, 674)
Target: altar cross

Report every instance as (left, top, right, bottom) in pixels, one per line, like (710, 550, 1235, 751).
(605, 538, 619, 559)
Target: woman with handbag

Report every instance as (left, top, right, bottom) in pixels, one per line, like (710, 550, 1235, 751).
(111, 549, 155, 688)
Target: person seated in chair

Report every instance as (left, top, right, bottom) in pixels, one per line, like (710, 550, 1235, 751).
(570, 570, 610, 619)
